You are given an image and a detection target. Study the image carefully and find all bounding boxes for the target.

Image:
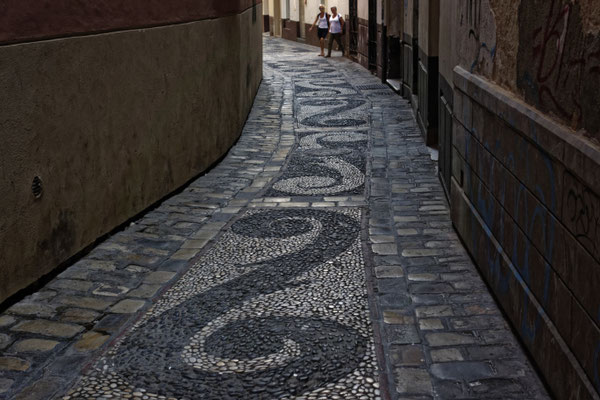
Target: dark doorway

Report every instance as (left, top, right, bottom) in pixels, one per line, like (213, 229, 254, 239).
(412, 0, 419, 93)
(349, 0, 359, 58)
(368, 0, 377, 71)
(381, 0, 387, 81)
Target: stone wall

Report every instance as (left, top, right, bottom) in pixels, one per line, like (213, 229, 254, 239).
(339, 0, 600, 395)
(451, 66, 600, 399)
(445, 1, 600, 398)
(0, 2, 263, 304)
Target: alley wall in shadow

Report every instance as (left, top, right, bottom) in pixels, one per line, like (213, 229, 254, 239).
(0, 1, 264, 305)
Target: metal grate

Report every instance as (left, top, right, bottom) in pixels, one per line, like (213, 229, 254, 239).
(355, 84, 389, 91)
(369, 91, 395, 96)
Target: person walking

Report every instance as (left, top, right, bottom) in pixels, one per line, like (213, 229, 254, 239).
(309, 4, 329, 57)
(326, 6, 345, 58)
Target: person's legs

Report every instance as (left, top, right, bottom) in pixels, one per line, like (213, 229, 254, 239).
(327, 34, 334, 57)
(317, 29, 327, 56)
(334, 34, 344, 55)
(338, 34, 345, 55)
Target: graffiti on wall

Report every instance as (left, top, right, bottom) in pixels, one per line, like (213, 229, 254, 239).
(563, 172, 600, 394)
(458, 0, 496, 75)
(462, 113, 600, 392)
(517, 0, 600, 136)
(462, 123, 556, 345)
(563, 171, 600, 262)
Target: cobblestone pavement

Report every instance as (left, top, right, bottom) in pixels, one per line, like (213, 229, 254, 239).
(0, 37, 549, 399)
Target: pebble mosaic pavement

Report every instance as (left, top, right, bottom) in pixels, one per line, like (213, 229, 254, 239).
(0, 36, 549, 400)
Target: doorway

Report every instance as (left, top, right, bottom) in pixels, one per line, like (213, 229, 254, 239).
(368, 0, 377, 71)
(349, 0, 359, 58)
(412, 0, 419, 92)
(299, 0, 306, 39)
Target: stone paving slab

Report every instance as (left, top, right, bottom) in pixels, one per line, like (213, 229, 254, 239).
(0, 36, 549, 400)
(363, 67, 549, 399)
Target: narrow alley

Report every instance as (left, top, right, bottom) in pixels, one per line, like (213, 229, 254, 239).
(0, 36, 549, 399)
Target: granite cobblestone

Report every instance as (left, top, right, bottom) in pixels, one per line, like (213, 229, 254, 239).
(365, 72, 548, 398)
(0, 41, 290, 398)
(0, 37, 549, 399)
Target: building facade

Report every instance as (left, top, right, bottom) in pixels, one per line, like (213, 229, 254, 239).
(269, 0, 600, 398)
(0, 1, 263, 304)
(390, 1, 600, 398)
(265, 0, 355, 59)
(444, 2, 600, 399)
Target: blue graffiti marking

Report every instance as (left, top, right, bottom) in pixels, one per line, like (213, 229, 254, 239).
(470, 42, 496, 73)
(517, 143, 556, 343)
(466, 124, 557, 344)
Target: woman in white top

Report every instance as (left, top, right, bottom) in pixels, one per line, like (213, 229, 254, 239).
(326, 7, 345, 58)
(309, 4, 329, 56)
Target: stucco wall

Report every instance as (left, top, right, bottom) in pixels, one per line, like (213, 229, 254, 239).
(450, 0, 600, 139)
(416, 0, 440, 56)
(269, 0, 275, 17)
(0, 0, 261, 45)
(278, 0, 350, 50)
(358, 1, 369, 20)
(0, 4, 263, 304)
(386, 0, 404, 37)
(516, 0, 600, 138)
(304, 0, 350, 22)
(418, 0, 429, 55)
(438, 0, 456, 87)
(306, 0, 326, 27)
(403, 0, 414, 38)
(333, 0, 349, 18)
(289, 0, 300, 21)
(452, 0, 496, 80)
(305, 0, 321, 23)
